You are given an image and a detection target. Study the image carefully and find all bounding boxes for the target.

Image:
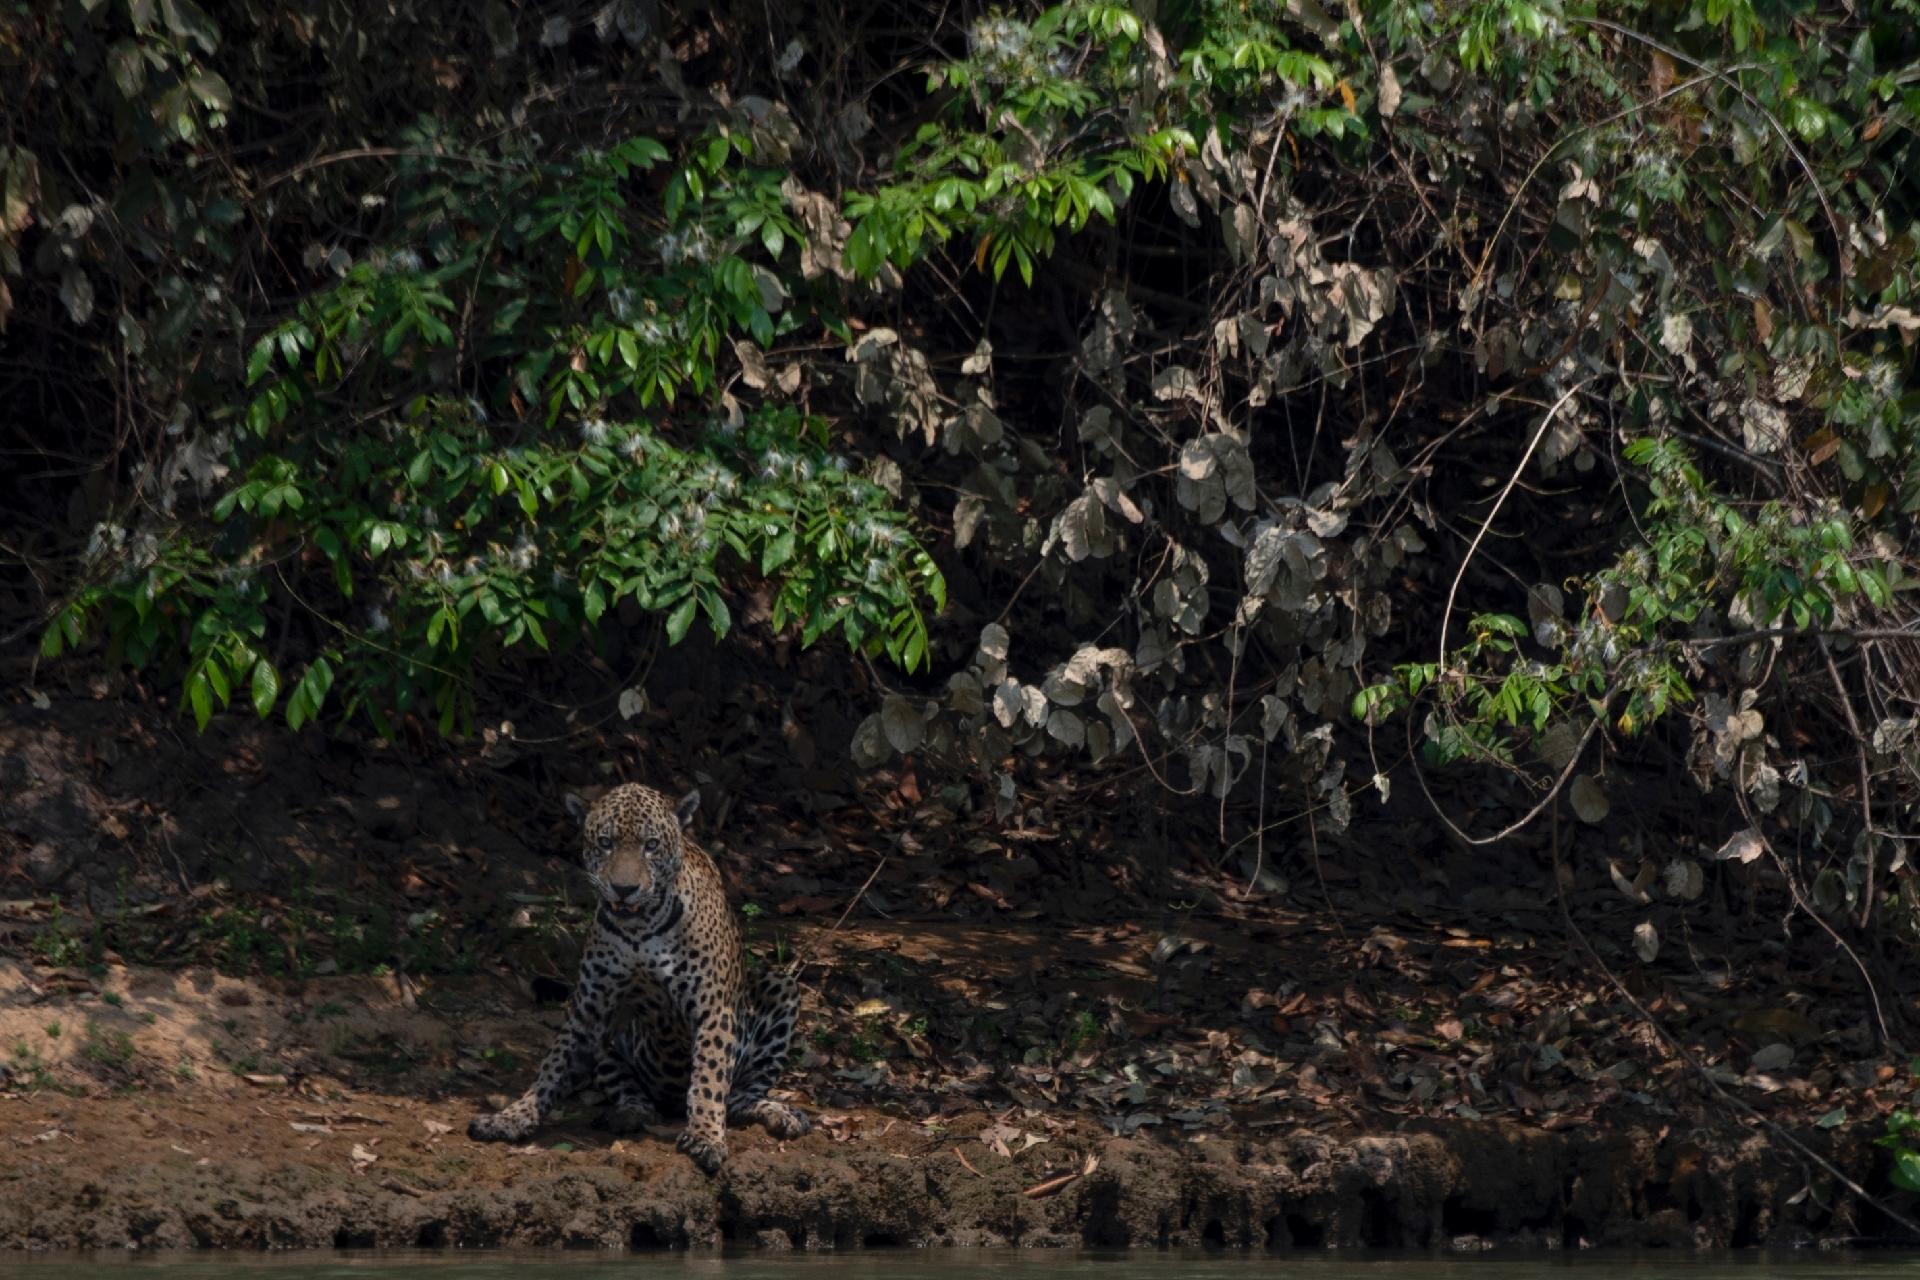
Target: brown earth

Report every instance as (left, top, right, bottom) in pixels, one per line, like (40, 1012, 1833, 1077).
(0, 955, 1848, 1252)
(0, 688, 1912, 1250)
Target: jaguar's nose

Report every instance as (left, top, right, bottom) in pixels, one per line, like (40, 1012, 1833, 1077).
(608, 882, 642, 899)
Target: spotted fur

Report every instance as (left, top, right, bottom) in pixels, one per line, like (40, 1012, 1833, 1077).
(467, 783, 809, 1173)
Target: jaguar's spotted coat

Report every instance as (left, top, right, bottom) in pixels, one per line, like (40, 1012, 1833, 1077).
(467, 783, 809, 1173)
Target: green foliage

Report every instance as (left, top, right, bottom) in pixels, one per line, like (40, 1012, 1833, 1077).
(1879, 1109, 1920, 1193)
(1357, 434, 1892, 763)
(845, 3, 1202, 284)
(30, 105, 943, 734)
(9, 0, 1920, 944)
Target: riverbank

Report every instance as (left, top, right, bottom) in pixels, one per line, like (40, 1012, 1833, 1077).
(0, 697, 1909, 1250)
(0, 958, 1877, 1251)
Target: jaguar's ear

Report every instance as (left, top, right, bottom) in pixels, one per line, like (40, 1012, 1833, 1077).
(674, 788, 700, 829)
(563, 792, 591, 826)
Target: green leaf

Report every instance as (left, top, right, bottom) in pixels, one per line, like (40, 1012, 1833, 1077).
(107, 41, 146, 97)
(188, 69, 232, 110)
(664, 595, 698, 645)
(701, 589, 730, 639)
(250, 658, 280, 718)
(246, 337, 274, 385)
(761, 530, 796, 574)
(187, 670, 212, 731)
(1895, 1149, 1920, 1194)
(204, 656, 230, 705)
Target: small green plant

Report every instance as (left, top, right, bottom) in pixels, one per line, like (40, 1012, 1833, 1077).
(846, 1024, 885, 1063)
(81, 1022, 137, 1071)
(8, 1044, 60, 1092)
(43, 1021, 61, 1039)
(100, 991, 124, 1008)
(1059, 1008, 1100, 1056)
(31, 899, 86, 968)
(1879, 1109, 1920, 1192)
(175, 1060, 197, 1081)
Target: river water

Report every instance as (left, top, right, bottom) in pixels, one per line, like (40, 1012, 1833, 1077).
(7, 1251, 1920, 1279)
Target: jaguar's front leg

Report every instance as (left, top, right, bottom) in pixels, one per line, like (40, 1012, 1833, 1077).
(470, 946, 623, 1143)
(675, 1004, 737, 1174)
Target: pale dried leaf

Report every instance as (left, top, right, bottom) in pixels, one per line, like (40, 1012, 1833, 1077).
(1569, 774, 1609, 824)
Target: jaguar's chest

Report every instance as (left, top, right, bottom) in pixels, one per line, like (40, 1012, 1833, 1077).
(593, 902, 715, 984)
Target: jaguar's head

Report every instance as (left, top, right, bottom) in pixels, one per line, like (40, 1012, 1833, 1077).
(565, 783, 699, 915)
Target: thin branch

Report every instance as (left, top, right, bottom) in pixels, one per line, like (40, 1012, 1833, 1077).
(1437, 379, 1589, 669)
(1819, 634, 1879, 929)
(1548, 805, 1916, 1239)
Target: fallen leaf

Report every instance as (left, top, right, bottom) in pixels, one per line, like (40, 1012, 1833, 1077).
(1664, 859, 1705, 901)
(1713, 829, 1765, 864)
(1730, 1008, 1821, 1045)
(1608, 860, 1652, 905)
(980, 1119, 1023, 1158)
(1023, 1171, 1079, 1199)
(1570, 774, 1609, 824)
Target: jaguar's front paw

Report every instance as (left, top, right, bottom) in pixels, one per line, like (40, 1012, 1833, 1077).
(761, 1101, 812, 1140)
(676, 1126, 728, 1175)
(468, 1104, 535, 1143)
(596, 1099, 662, 1134)
(737, 1098, 811, 1139)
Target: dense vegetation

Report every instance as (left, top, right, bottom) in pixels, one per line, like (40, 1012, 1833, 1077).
(5, 0, 1919, 958)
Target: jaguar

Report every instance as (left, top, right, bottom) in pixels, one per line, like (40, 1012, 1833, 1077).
(467, 783, 810, 1173)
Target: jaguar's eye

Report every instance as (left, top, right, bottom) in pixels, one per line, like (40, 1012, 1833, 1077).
(597, 834, 615, 851)
(644, 838, 659, 852)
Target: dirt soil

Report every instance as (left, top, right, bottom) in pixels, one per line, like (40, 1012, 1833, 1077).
(0, 958, 1855, 1253)
(0, 689, 1912, 1251)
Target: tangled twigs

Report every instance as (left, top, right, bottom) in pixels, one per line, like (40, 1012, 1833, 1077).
(1407, 704, 1607, 850)
(1436, 380, 1591, 671)
(1818, 634, 1879, 930)
(1547, 804, 1919, 1240)
(1735, 788, 1894, 1053)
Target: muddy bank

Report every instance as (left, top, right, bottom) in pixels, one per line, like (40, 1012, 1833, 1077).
(0, 962, 1869, 1253)
(0, 698, 1908, 1252)
(0, 1086, 1863, 1252)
